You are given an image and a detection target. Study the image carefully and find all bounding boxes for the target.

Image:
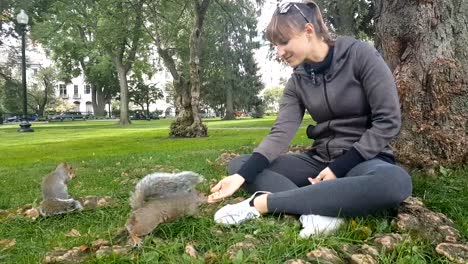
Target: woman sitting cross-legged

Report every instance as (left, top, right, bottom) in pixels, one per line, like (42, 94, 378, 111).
(207, 0, 412, 238)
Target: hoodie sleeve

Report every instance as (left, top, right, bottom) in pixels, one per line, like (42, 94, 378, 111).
(253, 78, 305, 162)
(351, 41, 401, 160)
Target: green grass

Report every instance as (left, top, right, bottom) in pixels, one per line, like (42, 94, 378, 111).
(0, 117, 466, 263)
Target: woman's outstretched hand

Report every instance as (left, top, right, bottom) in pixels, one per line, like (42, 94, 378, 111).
(207, 174, 245, 203)
(308, 167, 336, 184)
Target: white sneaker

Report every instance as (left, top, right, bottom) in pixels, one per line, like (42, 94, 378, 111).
(299, 214, 344, 238)
(214, 191, 270, 225)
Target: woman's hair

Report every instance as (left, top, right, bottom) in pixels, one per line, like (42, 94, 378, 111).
(266, 1, 334, 46)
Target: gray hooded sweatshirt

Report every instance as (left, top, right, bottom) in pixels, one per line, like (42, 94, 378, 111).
(239, 36, 401, 183)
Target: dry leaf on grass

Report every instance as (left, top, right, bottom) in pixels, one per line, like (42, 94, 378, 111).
(24, 208, 40, 220)
(43, 246, 89, 263)
(91, 239, 110, 249)
(306, 247, 342, 263)
(0, 239, 16, 250)
(285, 259, 311, 264)
(185, 243, 198, 258)
(65, 229, 81, 237)
(204, 251, 220, 264)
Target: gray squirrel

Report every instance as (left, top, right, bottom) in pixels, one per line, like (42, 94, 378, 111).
(39, 163, 83, 217)
(123, 171, 206, 246)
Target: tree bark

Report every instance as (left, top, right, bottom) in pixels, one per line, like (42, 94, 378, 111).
(91, 86, 107, 116)
(113, 57, 131, 125)
(184, 0, 210, 137)
(374, 0, 468, 169)
(38, 75, 51, 116)
(162, 0, 210, 137)
(224, 82, 235, 120)
(153, 34, 195, 136)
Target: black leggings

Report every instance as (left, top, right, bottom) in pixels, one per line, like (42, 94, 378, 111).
(228, 154, 412, 217)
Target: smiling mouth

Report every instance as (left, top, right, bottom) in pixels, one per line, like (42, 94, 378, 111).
(284, 55, 293, 62)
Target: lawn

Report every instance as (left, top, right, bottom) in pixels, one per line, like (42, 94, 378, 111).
(0, 117, 466, 263)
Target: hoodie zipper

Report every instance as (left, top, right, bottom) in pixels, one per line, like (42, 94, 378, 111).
(323, 74, 336, 161)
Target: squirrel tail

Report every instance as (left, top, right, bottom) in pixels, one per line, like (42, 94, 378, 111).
(39, 198, 83, 217)
(129, 171, 203, 210)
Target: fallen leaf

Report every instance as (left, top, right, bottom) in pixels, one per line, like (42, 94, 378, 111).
(65, 229, 81, 237)
(79, 245, 89, 252)
(185, 243, 198, 258)
(24, 208, 40, 220)
(121, 171, 129, 177)
(91, 239, 110, 248)
(116, 162, 121, 166)
(0, 239, 16, 250)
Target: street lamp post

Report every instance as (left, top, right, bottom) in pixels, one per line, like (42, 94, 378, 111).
(17, 9, 33, 132)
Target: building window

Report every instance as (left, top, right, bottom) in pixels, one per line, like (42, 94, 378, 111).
(73, 101, 80, 112)
(33, 69, 38, 75)
(85, 85, 91, 94)
(74, 85, 79, 95)
(59, 84, 67, 95)
(85, 102, 93, 114)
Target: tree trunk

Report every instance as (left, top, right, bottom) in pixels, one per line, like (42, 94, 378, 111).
(38, 76, 51, 116)
(224, 84, 235, 120)
(153, 34, 199, 137)
(91, 86, 107, 116)
(113, 58, 131, 125)
(145, 100, 150, 119)
(185, 0, 210, 137)
(374, 0, 468, 169)
(168, 0, 210, 137)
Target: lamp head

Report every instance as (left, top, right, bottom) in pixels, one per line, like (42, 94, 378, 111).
(16, 9, 29, 25)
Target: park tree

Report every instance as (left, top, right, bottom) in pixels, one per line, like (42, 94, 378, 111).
(96, 0, 148, 125)
(0, 70, 22, 115)
(31, 0, 119, 118)
(86, 56, 119, 116)
(129, 77, 164, 119)
(374, 0, 468, 169)
(27, 66, 57, 116)
(262, 86, 284, 114)
(0, 50, 22, 114)
(316, 0, 374, 39)
(143, 0, 210, 137)
(201, 0, 263, 120)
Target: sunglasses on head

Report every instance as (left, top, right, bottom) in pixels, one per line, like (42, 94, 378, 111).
(277, 2, 311, 24)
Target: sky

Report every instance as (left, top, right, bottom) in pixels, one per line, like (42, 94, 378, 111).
(253, 1, 292, 88)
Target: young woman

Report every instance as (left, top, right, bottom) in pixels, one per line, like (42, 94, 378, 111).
(207, 1, 412, 238)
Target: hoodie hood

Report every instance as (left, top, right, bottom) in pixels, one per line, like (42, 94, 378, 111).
(293, 36, 359, 78)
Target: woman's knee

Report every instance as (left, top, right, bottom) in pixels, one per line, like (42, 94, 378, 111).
(227, 154, 251, 175)
(376, 164, 413, 204)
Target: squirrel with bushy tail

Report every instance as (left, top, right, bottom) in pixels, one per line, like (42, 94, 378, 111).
(120, 171, 207, 246)
(39, 163, 83, 216)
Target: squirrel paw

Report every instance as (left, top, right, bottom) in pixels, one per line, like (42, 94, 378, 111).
(129, 234, 143, 248)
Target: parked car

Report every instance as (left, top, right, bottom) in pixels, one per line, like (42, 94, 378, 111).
(6, 114, 39, 122)
(130, 112, 160, 120)
(50, 112, 86, 121)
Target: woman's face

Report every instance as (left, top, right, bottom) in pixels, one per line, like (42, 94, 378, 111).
(276, 31, 314, 68)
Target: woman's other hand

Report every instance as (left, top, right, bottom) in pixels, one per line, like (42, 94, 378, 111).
(308, 167, 336, 184)
(207, 174, 245, 203)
